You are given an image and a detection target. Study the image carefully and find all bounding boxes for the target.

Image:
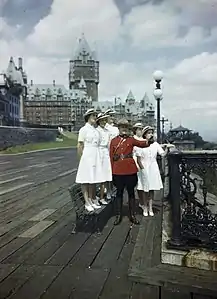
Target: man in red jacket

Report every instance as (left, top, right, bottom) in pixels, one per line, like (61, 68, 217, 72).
(110, 118, 154, 225)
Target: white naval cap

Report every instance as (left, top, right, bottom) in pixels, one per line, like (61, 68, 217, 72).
(104, 108, 116, 116)
(96, 112, 108, 122)
(132, 122, 143, 129)
(84, 108, 97, 118)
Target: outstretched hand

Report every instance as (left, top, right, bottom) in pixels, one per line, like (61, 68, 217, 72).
(162, 143, 175, 148)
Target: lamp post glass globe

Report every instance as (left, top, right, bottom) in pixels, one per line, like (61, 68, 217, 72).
(153, 88, 163, 99)
(153, 70, 163, 81)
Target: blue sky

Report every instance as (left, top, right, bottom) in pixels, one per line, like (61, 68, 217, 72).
(0, 0, 217, 140)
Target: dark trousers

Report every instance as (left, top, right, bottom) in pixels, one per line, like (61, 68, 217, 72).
(112, 173, 138, 217)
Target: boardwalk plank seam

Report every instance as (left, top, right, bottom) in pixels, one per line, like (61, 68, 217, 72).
(0, 209, 76, 265)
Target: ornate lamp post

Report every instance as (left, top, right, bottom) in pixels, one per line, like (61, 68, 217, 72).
(161, 115, 168, 143)
(153, 70, 163, 143)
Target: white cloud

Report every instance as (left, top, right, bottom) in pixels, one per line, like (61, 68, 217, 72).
(123, 3, 217, 49)
(0, 0, 217, 139)
(26, 0, 121, 56)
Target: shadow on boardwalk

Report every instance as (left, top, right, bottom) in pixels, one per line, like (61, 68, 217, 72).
(0, 174, 162, 299)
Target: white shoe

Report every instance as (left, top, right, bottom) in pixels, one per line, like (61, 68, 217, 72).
(143, 207, 148, 217)
(149, 210, 154, 217)
(92, 200, 101, 209)
(100, 199, 108, 205)
(85, 204, 94, 212)
(96, 196, 100, 200)
(107, 192, 112, 199)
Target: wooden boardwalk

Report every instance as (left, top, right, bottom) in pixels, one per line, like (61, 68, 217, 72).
(0, 155, 148, 299)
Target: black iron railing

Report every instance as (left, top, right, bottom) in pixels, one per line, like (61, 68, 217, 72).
(167, 150, 217, 252)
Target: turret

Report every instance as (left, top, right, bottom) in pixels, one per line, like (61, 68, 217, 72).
(69, 33, 99, 101)
(126, 90, 135, 105)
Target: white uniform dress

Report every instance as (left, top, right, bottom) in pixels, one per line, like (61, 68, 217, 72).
(133, 135, 143, 170)
(96, 126, 112, 182)
(105, 123, 119, 140)
(135, 142, 164, 192)
(75, 123, 103, 184)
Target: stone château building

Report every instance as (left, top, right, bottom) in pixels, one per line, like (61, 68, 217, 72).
(0, 57, 26, 126)
(92, 90, 155, 127)
(0, 34, 156, 130)
(24, 34, 97, 130)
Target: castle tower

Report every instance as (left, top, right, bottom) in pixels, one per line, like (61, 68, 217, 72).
(126, 90, 135, 105)
(69, 33, 99, 101)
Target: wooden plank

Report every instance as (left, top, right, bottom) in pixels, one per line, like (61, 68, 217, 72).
(0, 237, 29, 264)
(129, 265, 217, 296)
(0, 173, 73, 219)
(128, 215, 157, 276)
(130, 282, 159, 299)
(0, 264, 19, 283)
(45, 202, 74, 222)
(0, 265, 37, 299)
(2, 211, 75, 265)
(40, 218, 114, 299)
(68, 217, 114, 268)
(0, 182, 34, 196)
(0, 190, 70, 249)
(23, 221, 76, 265)
(0, 186, 62, 227)
(193, 294, 217, 299)
(0, 189, 70, 237)
(0, 221, 36, 249)
(68, 267, 109, 299)
(8, 265, 62, 299)
(0, 177, 72, 224)
(161, 287, 192, 299)
(151, 211, 162, 267)
(0, 192, 71, 263)
(29, 209, 57, 221)
(91, 218, 130, 269)
(99, 223, 140, 299)
(139, 218, 156, 269)
(18, 221, 55, 238)
(45, 232, 90, 266)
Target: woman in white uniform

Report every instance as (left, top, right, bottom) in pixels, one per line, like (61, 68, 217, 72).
(103, 109, 119, 199)
(132, 122, 144, 168)
(96, 113, 112, 204)
(104, 109, 119, 141)
(132, 122, 144, 207)
(76, 109, 103, 212)
(135, 126, 165, 217)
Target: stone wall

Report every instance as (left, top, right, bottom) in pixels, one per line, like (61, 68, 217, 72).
(0, 126, 58, 150)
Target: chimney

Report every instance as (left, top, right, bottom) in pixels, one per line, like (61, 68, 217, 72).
(18, 57, 23, 69)
(53, 80, 55, 86)
(30, 80, 33, 86)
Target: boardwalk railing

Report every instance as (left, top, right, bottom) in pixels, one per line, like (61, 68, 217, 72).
(167, 149, 217, 252)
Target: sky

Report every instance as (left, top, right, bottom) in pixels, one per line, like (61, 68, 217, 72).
(0, 0, 217, 140)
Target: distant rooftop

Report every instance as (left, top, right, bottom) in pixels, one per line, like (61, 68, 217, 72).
(170, 125, 191, 132)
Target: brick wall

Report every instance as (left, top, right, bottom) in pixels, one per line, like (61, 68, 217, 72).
(0, 126, 58, 150)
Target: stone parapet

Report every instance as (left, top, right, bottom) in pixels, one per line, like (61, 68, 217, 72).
(0, 126, 58, 150)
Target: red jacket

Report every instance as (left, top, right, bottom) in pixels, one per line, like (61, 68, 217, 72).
(110, 136, 149, 175)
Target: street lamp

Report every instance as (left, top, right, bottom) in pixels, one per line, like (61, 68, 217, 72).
(153, 70, 163, 143)
(161, 115, 168, 143)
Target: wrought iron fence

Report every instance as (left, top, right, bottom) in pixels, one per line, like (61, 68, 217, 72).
(167, 150, 217, 252)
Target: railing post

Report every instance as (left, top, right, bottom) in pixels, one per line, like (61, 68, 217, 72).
(167, 149, 183, 247)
